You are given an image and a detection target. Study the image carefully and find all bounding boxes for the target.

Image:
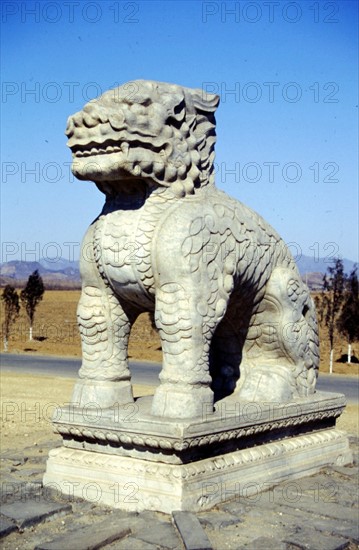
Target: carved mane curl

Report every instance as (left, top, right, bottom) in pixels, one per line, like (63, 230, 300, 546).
(66, 80, 220, 197)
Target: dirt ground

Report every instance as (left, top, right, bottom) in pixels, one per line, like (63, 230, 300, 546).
(1, 290, 358, 375)
(0, 372, 155, 455)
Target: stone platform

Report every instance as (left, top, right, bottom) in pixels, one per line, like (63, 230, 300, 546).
(43, 391, 352, 513)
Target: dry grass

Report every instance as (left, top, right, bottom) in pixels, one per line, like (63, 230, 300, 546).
(0, 290, 358, 375)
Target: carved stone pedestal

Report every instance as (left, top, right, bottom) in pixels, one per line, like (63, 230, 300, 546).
(43, 392, 352, 513)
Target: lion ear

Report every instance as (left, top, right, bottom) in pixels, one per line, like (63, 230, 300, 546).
(191, 89, 220, 113)
(169, 97, 187, 123)
(161, 92, 187, 123)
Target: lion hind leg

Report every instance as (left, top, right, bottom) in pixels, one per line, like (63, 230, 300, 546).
(237, 267, 319, 402)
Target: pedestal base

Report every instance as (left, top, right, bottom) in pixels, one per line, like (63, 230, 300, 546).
(44, 428, 351, 513)
(43, 391, 352, 513)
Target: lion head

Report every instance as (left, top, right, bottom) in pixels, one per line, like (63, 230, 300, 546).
(66, 80, 219, 197)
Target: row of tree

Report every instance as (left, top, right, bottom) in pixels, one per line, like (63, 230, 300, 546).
(2, 263, 358, 373)
(315, 259, 359, 372)
(2, 270, 45, 351)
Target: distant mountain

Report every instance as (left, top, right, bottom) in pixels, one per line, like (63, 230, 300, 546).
(39, 257, 79, 272)
(296, 255, 357, 290)
(296, 255, 356, 276)
(0, 259, 81, 289)
(0, 254, 356, 290)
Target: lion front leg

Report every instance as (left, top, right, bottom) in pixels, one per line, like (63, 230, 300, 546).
(73, 286, 137, 408)
(151, 280, 226, 419)
(72, 225, 137, 409)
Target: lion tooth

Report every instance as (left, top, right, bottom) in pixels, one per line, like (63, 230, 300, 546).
(106, 146, 114, 153)
(90, 148, 98, 154)
(121, 142, 129, 157)
(83, 150, 91, 157)
(165, 164, 177, 182)
(153, 162, 165, 178)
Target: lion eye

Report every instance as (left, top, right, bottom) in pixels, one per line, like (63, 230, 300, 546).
(130, 103, 146, 115)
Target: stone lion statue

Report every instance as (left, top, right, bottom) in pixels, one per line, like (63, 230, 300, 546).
(66, 80, 319, 418)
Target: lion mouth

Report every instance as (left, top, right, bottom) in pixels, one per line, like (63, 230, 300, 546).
(70, 137, 168, 160)
(71, 140, 130, 158)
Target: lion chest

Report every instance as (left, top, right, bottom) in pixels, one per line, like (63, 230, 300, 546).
(95, 208, 155, 307)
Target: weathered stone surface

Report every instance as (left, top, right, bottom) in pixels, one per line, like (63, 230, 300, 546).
(1, 499, 72, 529)
(2, 438, 359, 549)
(114, 537, 159, 550)
(311, 518, 359, 543)
(283, 529, 350, 550)
(17, 467, 44, 479)
(242, 536, 287, 549)
(1, 480, 42, 502)
(237, 488, 359, 544)
(0, 516, 17, 538)
(197, 510, 240, 530)
(43, 78, 352, 515)
(172, 511, 212, 550)
(272, 490, 359, 523)
(251, 472, 355, 509)
(34, 518, 130, 550)
(134, 520, 181, 548)
(52, 392, 347, 464)
(43, 428, 351, 513)
(0, 452, 26, 462)
(65, 79, 319, 418)
(331, 465, 359, 477)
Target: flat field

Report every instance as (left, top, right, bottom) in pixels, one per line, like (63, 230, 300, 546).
(1, 289, 358, 375)
(0, 290, 161, 362)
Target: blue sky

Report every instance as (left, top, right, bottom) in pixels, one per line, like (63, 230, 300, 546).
(1, 0, 358, 265)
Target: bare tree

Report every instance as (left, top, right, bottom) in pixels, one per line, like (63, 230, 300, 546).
(337, 266, 359, 364)
(2, 285, 20, 351)
(317, 259, 345, 374)
(20, 270, 45, 341)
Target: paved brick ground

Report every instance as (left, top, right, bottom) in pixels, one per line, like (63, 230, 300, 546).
(1, 437, 358, 549)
